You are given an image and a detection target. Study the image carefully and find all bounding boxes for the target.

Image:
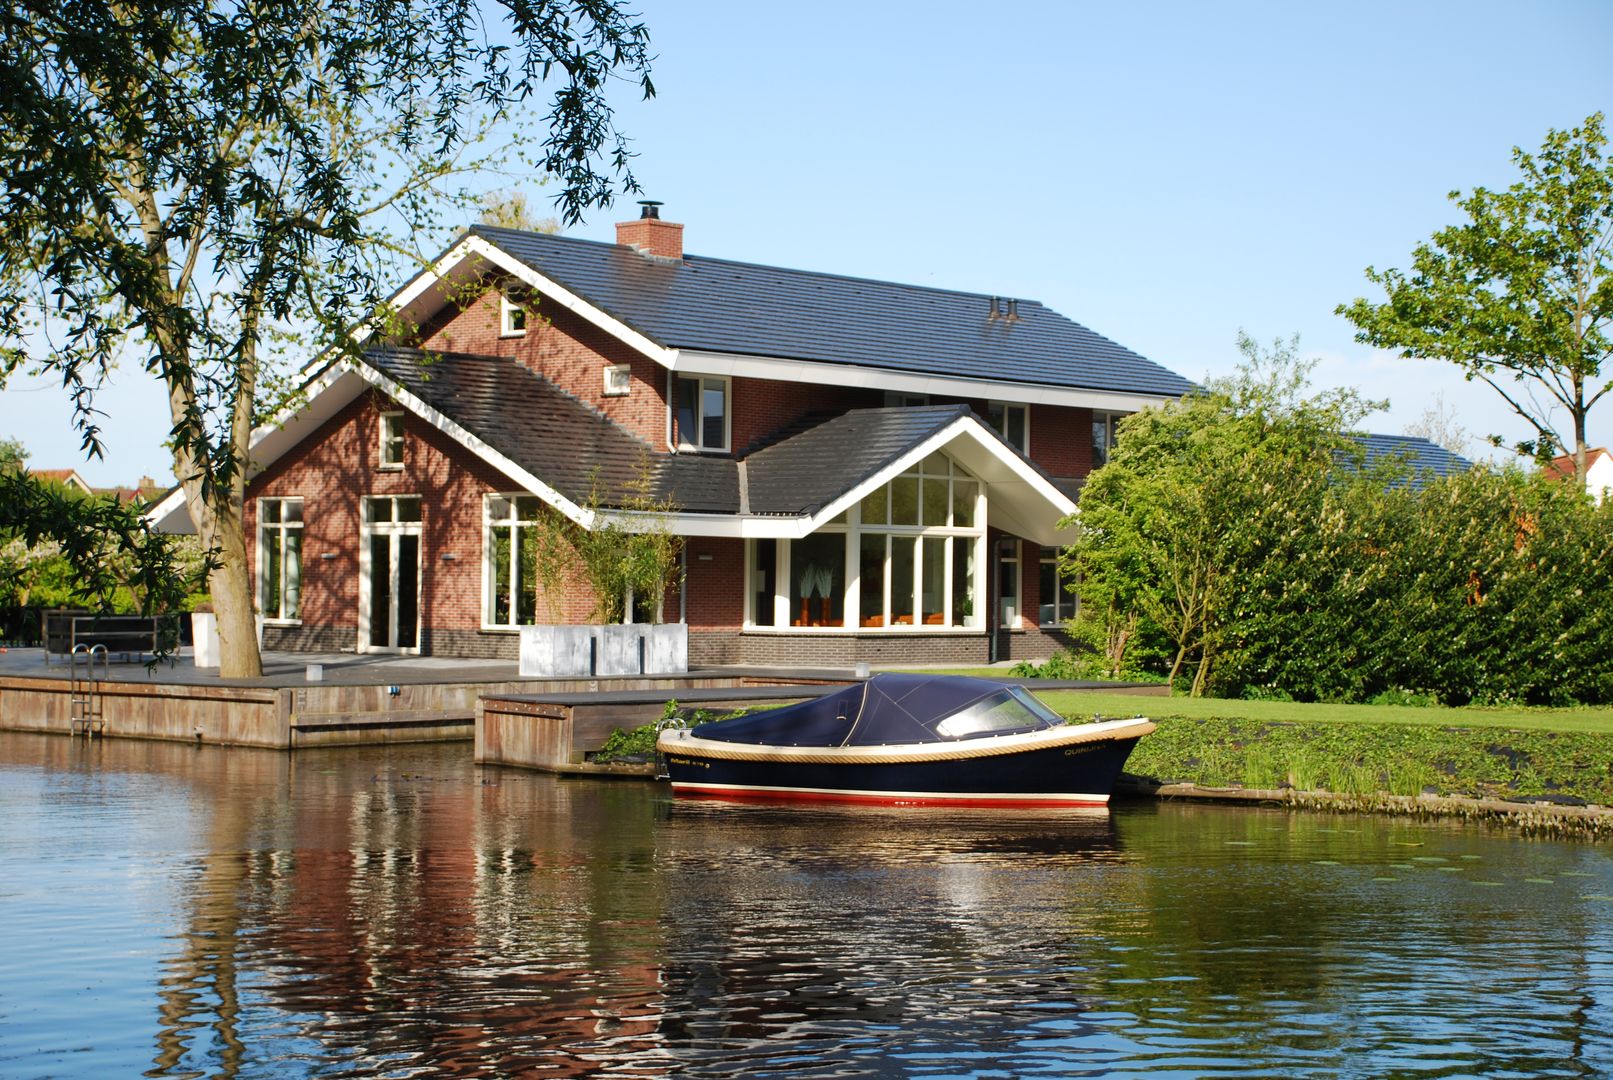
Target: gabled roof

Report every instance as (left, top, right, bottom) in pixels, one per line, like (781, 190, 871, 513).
(1544, 447, 1611, 480)
(468, 226, 1196, 399)
(1355, 434, 1473, 490)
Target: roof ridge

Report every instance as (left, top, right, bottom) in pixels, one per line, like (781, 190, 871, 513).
(470, 223, 1050, 307)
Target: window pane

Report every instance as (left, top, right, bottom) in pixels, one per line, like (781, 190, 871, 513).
(858, 534, 885, 627)
(369, 535, 391, 647)
(921, 536, 946, 625)
(860, 485, 888, 526)
(951, 537, 974, 626)
(1092, 417, 1110, 468)
(264, 530, 282, 618)
(891, 536, 915, 625)
(396, 498, 421, 522)
(397, 534, 419, 649)
(1039, 557, 1057, 626)
(998, 553, 1019, 626)
(283, 531, 301, 620)
(675, 376, 698, 447)
(1007, 406, 1026, 451)
(282, 500, 303, 524)
(752, 539, 777, 627)
(515, 496, 542, 520)
(922, 477, 948, 526)
(365, 499, 390, 523)
(789, 533, 844, 627)
(952, 480, 977, 527)
(490, 525, 511, 625)
(262, 500, 281, 525)
(488, 496, 510, 521)
(922, 452, 949, 477)
(517, 526, 538, 625)
(890, 475, 919, 526)
(701, 380, 726, 449)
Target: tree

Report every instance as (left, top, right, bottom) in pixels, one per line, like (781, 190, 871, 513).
(0, 437, 25, 473)
(0, 1, 654, 676)
(1339, 113, 1613, 485)
(479, 188, 562, 234)
(1403, 392, 1473, 459)
(1064, 333, 1380, 696)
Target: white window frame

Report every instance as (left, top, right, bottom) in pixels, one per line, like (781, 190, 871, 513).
(358, 495, 423, 654)
(1038, 547, 1076, 627)
(257, 497, 304, 624)
(999, 542, 1021, 629)
(742, 453, 986, 633)
(987, 401, 1030, 454)
(481, 494, 548, 630)
(500, 293, 528, 337)
(1092, 410, 1125, 468)
(670, 372, 732, 453)
(603, 364, 632, 397)
(379, 411, 404, 470)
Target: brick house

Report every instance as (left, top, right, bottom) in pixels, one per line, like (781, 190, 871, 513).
(150, 207, 1195, 666)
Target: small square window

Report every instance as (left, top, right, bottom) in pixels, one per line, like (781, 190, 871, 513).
(603, 364, 632, 397)
(500, 294, 527, 337)
(673, 374, 729, 451)
(379, 412, 404, 468)
(987, 401, 1029, 454)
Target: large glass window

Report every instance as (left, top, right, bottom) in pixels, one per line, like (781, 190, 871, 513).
(1039, 546, 1076, 627)
(259, 498, 303, 621)
(987, 401, 1028, 454)
(484, 495, 546, 627)
(674, 374, 729, 451)
(748, 452, 984, 633)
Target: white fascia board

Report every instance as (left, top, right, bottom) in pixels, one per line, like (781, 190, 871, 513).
(671, 348, 1176, 413)
(143, 487, 194, 534)
(459, 236, 677, 367)
(642, 414, 1078, 540)
(348, 363, 596, 528)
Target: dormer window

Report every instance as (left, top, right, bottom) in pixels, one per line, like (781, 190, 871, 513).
(986, 401, 1028, 454)
(673, 374, 729, 452)
(500, 294, 527, 337)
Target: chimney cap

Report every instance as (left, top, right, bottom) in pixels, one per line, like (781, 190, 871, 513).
(637, 200, 663, 220)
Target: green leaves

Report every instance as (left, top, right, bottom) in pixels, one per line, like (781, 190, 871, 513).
(1339, 113, 1613, 476)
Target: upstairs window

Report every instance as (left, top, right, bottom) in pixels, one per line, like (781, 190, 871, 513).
(379, 411, 404, 469)
(884, 390, 929, 408)
(258, 498, 303, 622)
(1092, 411, 1125, 468)
(986, 401, 1028, 454)
(500, 294, 527, 337)
(674, 374, 729, 452)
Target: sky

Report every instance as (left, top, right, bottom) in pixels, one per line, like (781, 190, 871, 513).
(3, 0, 1610, 485)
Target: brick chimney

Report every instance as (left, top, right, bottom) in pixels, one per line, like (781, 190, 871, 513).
(616, 200, 683, 259)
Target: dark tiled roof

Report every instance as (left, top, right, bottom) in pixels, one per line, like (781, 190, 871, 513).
(1354, 434, 1473, 490)
(744, 405, 971, 516)
(364, 346, 739, 512)
(470, 226, 1196, 398)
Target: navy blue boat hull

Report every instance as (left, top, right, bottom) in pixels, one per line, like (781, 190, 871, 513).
(660, 734, 1145, 808)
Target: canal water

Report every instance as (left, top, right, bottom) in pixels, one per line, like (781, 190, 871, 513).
(2, 733, 1612, 1079)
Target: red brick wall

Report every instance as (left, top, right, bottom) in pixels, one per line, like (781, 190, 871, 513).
(730, 377, 880, 454)
(681, 538, 745, 629)
(416, 285, 667, 446)
(245, 389, 606, 653)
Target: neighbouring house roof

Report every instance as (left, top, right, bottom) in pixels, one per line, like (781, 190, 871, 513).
(1544, 446, 1611, 480)
(1355, 434, 1473, 490)
(28, 468, 93, 495)
(468, 226, 1198, 399)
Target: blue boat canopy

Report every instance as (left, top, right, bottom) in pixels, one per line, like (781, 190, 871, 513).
(690, 673, 1067, 747)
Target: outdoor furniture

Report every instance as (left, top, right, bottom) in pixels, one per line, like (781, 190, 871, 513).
(43, 611, 177, 664)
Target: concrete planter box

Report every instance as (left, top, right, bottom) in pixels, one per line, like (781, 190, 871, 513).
(518, 623, 688, 678)
(190, 612, 265, 668)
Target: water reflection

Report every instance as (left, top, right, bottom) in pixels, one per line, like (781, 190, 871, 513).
(2, 732, 1612, 1078)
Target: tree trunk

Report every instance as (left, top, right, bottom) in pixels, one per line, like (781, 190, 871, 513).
(1191, 649, 1212, 698)
(185, 479, 263, 679)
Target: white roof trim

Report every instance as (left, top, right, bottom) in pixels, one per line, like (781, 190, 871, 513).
(670, 348, 1176, 412)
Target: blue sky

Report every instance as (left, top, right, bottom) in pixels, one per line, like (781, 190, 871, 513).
(3, 0, 1610, 484)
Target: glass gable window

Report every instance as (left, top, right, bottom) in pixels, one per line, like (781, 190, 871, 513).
(674, 374, 729, 451)
(258, 498, 303, 622)
(748, 452, 984, 632)
(1039, 547, 1076, 627)
(484, 495, 547, 627)
(986, 401, 1028, 454)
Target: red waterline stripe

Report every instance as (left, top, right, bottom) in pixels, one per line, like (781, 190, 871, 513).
(669, 783, 1110, 809)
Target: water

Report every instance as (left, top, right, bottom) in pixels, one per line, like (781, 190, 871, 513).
(2, 733, 1612, 1079)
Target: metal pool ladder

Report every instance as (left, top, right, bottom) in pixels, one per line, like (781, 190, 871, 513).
(69, 643, 108, 737)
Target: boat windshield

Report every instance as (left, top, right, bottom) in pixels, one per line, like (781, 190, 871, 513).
(933, 687, 1064, 738)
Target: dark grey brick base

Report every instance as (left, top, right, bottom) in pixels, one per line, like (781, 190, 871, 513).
(691, 630, 1064, 668)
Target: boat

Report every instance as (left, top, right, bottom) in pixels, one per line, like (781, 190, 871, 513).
(655, 673, 1154, 808)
